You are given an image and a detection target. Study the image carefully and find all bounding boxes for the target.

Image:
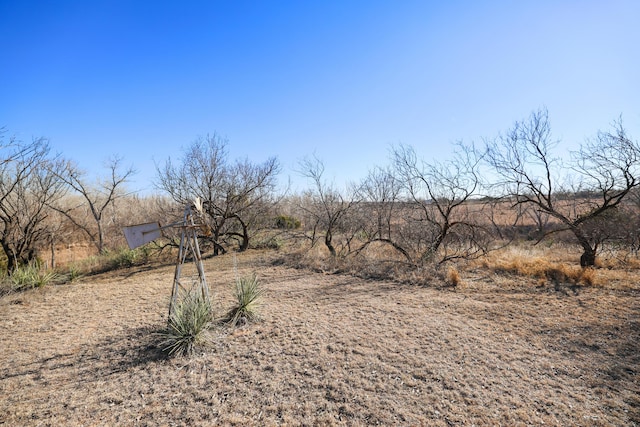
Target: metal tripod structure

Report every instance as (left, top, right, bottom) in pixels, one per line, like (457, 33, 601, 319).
(123, 199, 212, 319)
(168, 203, 211, 317)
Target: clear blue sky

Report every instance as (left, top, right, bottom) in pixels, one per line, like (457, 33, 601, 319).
(2, 1, 639, 194)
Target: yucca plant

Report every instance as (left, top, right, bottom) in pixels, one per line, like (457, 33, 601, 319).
(225, 273, 263, 326)
(10, 263, 58, 291)
(66, 264, 84, 282)
(159, 290, 213, 357)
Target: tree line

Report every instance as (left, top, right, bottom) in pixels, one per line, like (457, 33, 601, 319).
(2, 108, 639, 273)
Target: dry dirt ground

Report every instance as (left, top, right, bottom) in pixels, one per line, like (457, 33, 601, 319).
(1, 251, 639, 426)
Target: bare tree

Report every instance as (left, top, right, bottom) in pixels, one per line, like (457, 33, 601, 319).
(485, 108, 640, 266)
(0, 134, 68, 272)
(156, 134, 280, 254)
(353, 165, 412, 262)
(52, 156, 136, 253)
(297, 155, 359, 257)
(392, 143, 487, 265)
(358, 166, 401, 241)
(220, 157, 281, 251)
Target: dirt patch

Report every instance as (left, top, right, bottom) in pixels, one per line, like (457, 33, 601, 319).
(1, 252, 638, 426)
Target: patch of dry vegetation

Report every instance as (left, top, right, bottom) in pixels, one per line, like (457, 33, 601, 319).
(476, 245, 640, 292)
(478, 246, 599, 286)
(1, 250, 639, 426)
(445, 266, 462, 287)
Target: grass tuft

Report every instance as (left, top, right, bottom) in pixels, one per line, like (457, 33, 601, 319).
(446, 266, 462, 287)
(8, 263, 58, 291)
(66, 264, 84, 282)
(225, 273, 263, 326)
(578, 267, 598, 286)
(158, 290, 213, 357)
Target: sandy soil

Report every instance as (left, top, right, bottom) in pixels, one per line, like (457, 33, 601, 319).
(1, 252, 638, 426)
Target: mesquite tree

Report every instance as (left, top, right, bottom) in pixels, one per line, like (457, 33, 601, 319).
(353, 165, 412, 262)
(0, 133, 68, 272)
(297, 155, 358, 257)
(392, 143, 487, 265)
(52, 156, 136, 253)
(485, 108, 640, 266)
(156, 134, 280, 254)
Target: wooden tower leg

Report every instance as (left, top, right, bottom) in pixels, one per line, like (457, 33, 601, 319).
(168, 205, 212, 320)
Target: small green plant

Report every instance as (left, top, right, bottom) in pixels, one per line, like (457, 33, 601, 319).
(9, 263, 58, 291)
(159, 290, 213, 357)
(275, 215, 301, 230)
(225, 273, 263, 326)
(107, 248, 139, 269)
(252, 235, 284, 250)
(65, 264, 84, 283)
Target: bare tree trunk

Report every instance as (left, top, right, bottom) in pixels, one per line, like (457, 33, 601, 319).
(2, 241, 17, 274)
(212, 229, 222, 256)
(580, 248, 596, 267)
(97, 222, 105, 254)
(325, 229, 336, 257)
(50, 239, 56, 270)
(573, 227, 597, 267)
(230, 214, 250, 252)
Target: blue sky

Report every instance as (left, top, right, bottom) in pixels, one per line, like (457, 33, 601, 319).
(1, 1, 639, 194)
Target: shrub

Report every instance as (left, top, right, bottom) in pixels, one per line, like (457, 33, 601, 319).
(251, 235, 284, 250)
(100, 248, 143, 270)
(275, 215, 301, 230)
(225, 273, 263, 326)
(9, 263, 58, 291)
(158, 290, 213, 357)
(110, 248, 139, 268)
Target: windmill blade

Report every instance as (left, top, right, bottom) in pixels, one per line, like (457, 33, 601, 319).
(123, 222, 162, 249)
(194, 196, 203, 215)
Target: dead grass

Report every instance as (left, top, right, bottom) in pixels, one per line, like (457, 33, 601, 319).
(445, 266, 462, 287)
(476, 245, 640, 292)
(1, 250, 639, 426)
(480, 246, 590, 286)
